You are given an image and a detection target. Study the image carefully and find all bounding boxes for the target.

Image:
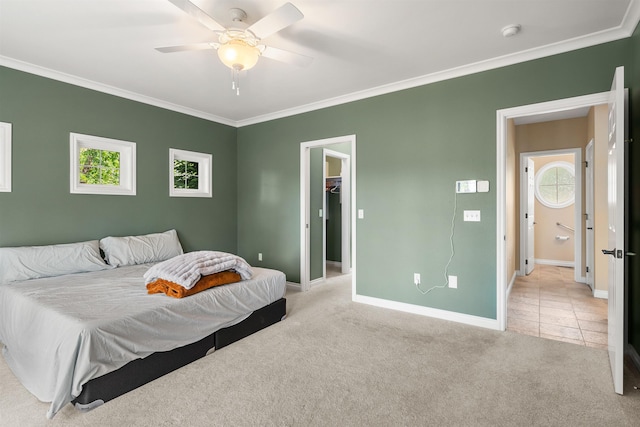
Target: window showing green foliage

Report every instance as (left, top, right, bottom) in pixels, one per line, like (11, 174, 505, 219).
(173, 159, 199, 189)
(79, 148, 120, 185)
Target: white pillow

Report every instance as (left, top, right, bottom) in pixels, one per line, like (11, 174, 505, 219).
(0, 240, 110, 284)
(99, 229, 184, 267)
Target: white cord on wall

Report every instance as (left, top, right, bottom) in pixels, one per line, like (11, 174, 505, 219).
(415, 191, 457, 295)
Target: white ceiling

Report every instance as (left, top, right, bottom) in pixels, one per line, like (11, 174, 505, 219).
(1, 0, 639, 127)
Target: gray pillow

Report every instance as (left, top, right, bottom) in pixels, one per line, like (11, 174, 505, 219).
(0, 240, 110, 284)
(99, 229, 184, 267)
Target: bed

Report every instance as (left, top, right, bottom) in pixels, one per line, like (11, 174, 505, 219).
(0, 231, 287, 419)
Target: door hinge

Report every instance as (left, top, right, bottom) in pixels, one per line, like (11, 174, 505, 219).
(584, 161, 589, 168)
(525, 167, 528, 173)
(617, 249, 623, 259)
(586, 266, 590, 273)
(525, 259, 529, 265)
(525, 213, 528, 219)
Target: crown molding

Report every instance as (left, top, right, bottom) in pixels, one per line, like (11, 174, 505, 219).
(0, 56, 236, 128)
(238, 7, 640, 127)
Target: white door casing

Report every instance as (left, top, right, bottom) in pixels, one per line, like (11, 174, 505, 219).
(603, 66, 626, 395)
(497, 91, 610, 331)
(300, 135, 356, 295)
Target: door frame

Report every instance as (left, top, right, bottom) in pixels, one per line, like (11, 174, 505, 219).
(323, 149, 351, 276)
(496, 91, 609, 331)
(300, 134, 356, 293)
(519, 148, 583, 281)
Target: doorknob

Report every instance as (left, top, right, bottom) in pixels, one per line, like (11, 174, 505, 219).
(627, 252, 637, 257)
(602, 249, 624, 258)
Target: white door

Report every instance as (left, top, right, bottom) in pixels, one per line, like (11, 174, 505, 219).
(603, 66, 626, 395)
(526, 157, 535, 274)
(585, 140, 594, 290)
(340, 157, 351, 274)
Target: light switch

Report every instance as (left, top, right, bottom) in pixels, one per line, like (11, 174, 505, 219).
(358, 209, 364, 219)
(319, 209, 323, 218)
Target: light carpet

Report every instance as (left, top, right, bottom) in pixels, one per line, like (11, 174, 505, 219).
(1, 273, 639, 426)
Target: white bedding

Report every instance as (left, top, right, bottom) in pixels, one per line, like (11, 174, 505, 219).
(0, 264, 286, 419)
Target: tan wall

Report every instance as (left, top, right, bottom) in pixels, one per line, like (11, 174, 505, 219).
(506, 119, 517, 281)
(326, 157, 341, 177)
(515, 117, 588, 273)
(590, 104, 610, 292)
(532, 154, 575, 263)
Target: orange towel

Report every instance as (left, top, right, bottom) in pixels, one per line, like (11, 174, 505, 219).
(146, 270, 242, 298)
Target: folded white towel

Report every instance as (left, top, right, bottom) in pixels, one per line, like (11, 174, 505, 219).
(143, 251, 253, 290)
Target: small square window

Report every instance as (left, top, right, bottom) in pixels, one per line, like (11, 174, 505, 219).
(169, 148, 212, 198)
(0, 122, 11, 193)
(70, 133, 136, 195)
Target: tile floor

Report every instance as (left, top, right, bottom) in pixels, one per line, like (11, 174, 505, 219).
(507, 264, 608, 349)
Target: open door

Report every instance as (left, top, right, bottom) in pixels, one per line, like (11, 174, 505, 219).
(585, 140, 595, 290)
(525, 157, 535, 274)
(602, 66, 626, 395)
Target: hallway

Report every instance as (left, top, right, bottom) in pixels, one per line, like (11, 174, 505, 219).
(507, 264, 608, 348)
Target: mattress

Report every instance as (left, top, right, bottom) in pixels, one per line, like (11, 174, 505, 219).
(0, 264, 286, 419)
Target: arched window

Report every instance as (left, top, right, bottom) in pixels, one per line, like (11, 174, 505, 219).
(534, 161, 575, 208)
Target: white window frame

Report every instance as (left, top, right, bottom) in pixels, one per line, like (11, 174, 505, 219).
(0, 122, 11, 192)
(70, 132, 136, 195)
(169, 148, 212, 198)
(534, 161, 575, 208)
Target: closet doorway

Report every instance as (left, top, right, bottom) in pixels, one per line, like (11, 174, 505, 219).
(300, 135, 356, 293)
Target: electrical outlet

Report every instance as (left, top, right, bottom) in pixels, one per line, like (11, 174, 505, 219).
(414, 273, 421, 285)
(463, 210, 481, 222)
(258, 253, 262, 261)
(448, 275, 457, 289)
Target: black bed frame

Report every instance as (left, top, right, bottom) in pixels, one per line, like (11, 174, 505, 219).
(72, 297, 286, 410)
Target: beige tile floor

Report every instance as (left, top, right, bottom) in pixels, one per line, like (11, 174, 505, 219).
(507, 264, 608, 349)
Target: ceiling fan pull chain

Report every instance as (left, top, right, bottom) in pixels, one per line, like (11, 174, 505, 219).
(231, 67, 241, 96)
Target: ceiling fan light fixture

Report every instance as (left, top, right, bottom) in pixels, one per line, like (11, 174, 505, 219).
(217, 39, 260, 71)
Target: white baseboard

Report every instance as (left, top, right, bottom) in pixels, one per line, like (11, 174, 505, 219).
(353, 294, 499, 331)
(286, 281, 301, 291)
(326, 260, 342, 267)
(535, 258, 575, 268)
(627, 344, 640, 372)
(593, 289, 608, 299)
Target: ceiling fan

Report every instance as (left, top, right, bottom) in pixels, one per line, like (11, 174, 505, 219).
(157, 0, 312, 95)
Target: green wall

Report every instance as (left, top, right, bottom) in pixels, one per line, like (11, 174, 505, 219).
(0, 66, 238, 253)
(237, 38, 634, 320)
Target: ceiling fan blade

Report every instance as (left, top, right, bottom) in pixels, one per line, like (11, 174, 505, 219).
(248, 2, 303, 40)
(261, 45, 312, 68)
(168, 0, 225, 32)
(155, 42, 218, 53)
